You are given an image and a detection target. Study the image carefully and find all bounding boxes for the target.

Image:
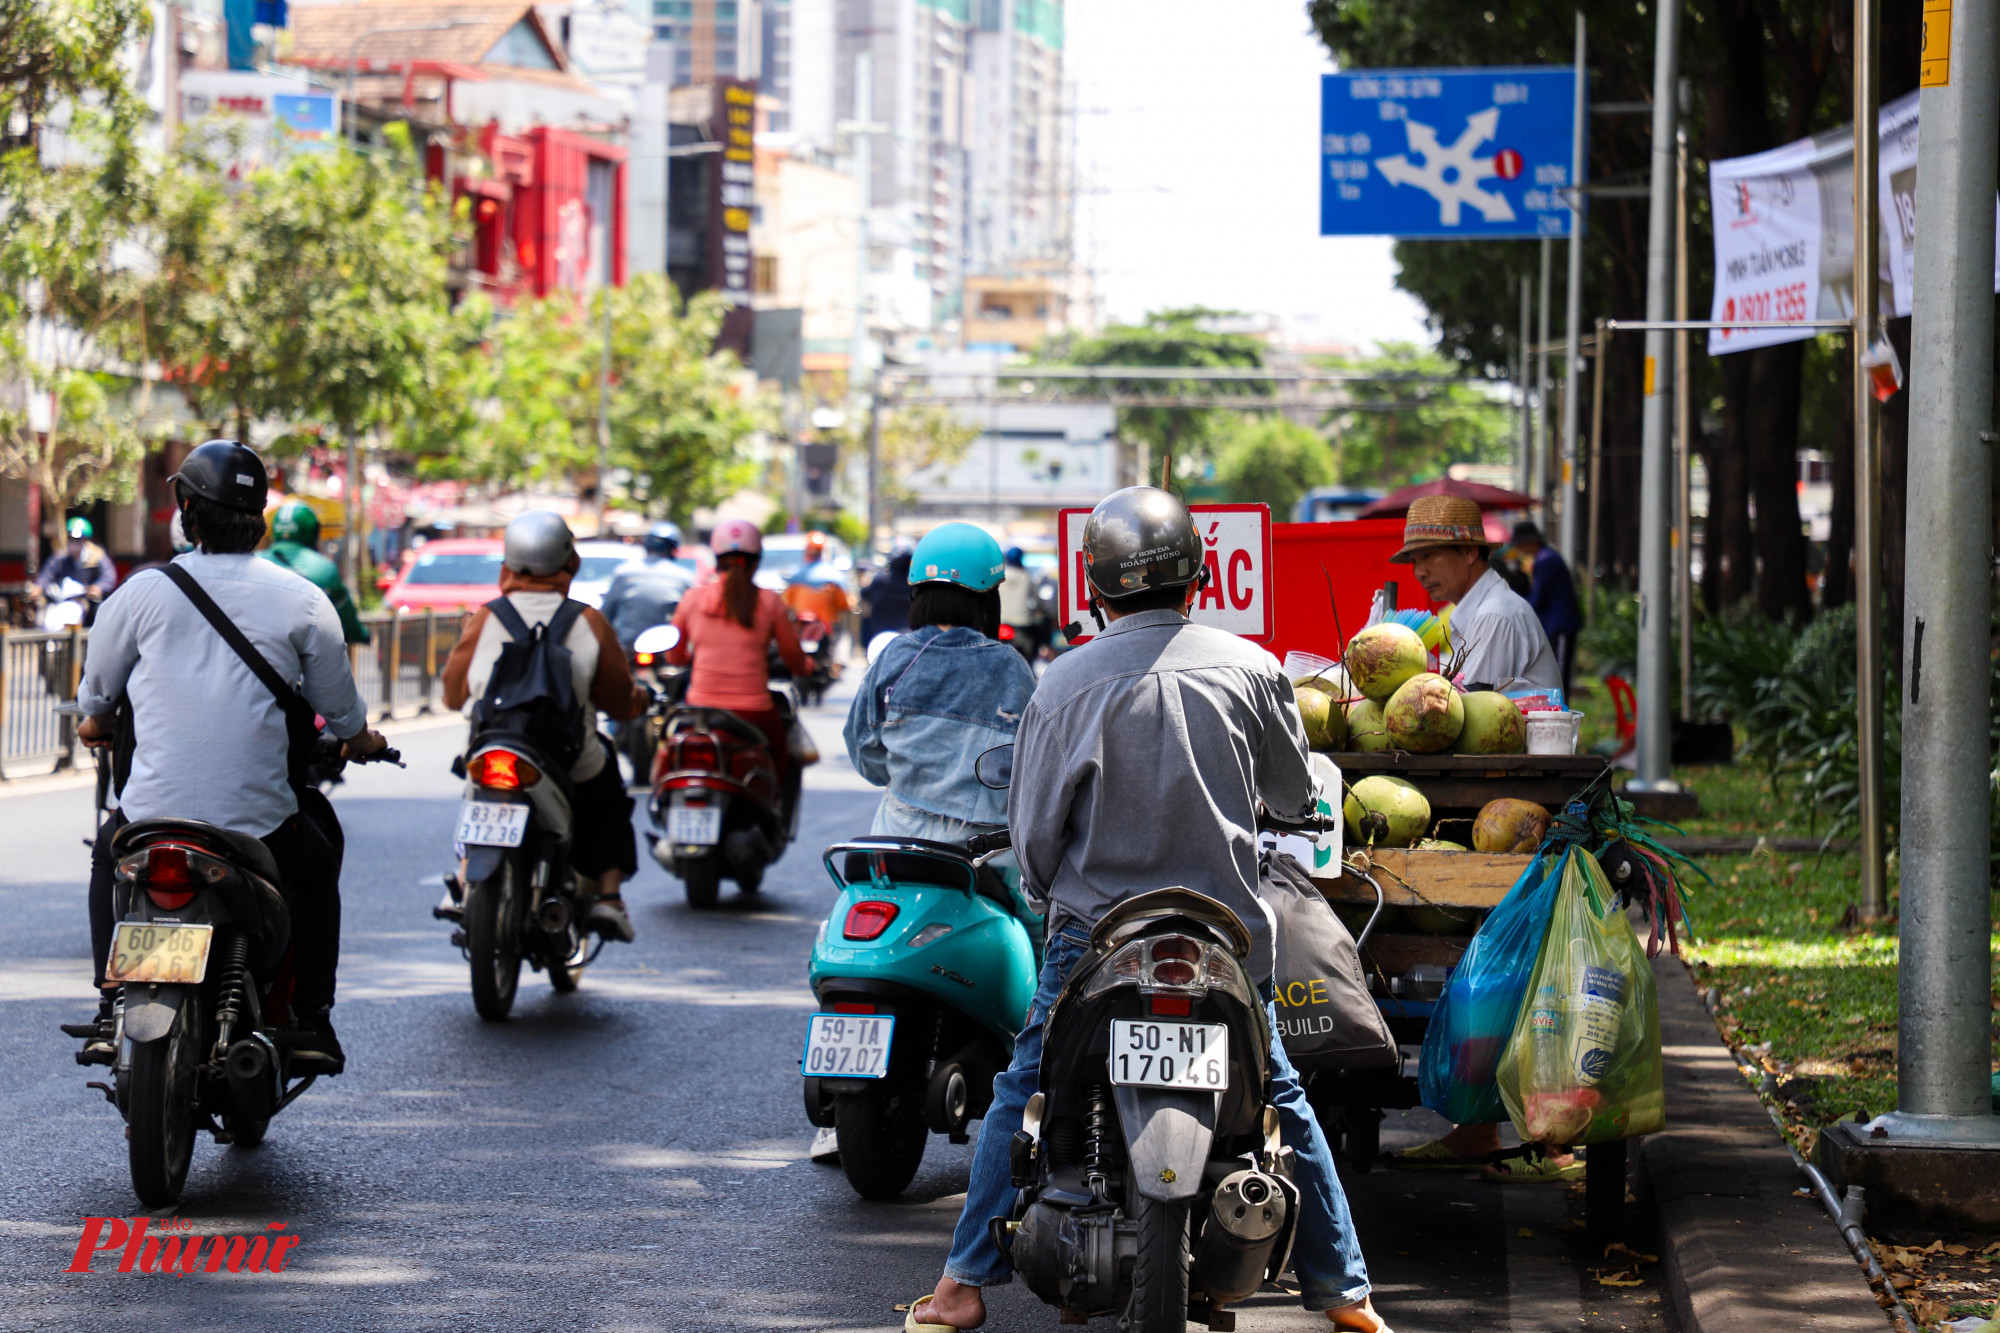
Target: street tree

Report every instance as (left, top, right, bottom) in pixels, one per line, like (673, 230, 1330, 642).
(1214, 417, 1333, 517)
(0, 0, 147, 158)
(870, 405, 983, 513)
(1324, 342, 1513, 491)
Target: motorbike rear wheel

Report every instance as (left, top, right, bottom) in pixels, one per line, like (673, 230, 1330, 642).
(466, 858, 524, 1021)
(682, 857, 721, 909)
(127, 1002, 200, 1207)
(833, 1087, 927, 1200)
(546, 932, 584, 994)
(1123, 1187, 1190, 1333)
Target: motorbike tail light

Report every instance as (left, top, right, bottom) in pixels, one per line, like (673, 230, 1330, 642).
(469, 750, 539, 790)
(635, 651, 656, 666)
(676, 734, 719, 771)
(833, 1002, 877, 1014)
(132, 844, 232, 910)
(1150, 994, 1193, 1017)
(1147, 935, 1205, 989)
(843, 900, 900, 941)
(998, 623, 1016, 641)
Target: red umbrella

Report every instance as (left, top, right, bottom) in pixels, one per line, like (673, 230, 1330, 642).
(1354, 476, 1540, 519)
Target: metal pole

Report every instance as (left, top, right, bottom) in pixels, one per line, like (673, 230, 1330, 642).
(851, 49, 876, 556)
(1675, 125, 1694, 722)
(1853, 0, 1888, 921)
(1587, 320, 1608, 609)
(1536, 236, 1553, 516)
(1561, 8, 1588, 567)
(343, 433, 360, 596)
(866, 392, 883, 557)
(1631, 0, 1681, 792)
(1882, 0, 2000, 1139)
(1518, 277, 1533, 495)
(595, 284, 613, 535)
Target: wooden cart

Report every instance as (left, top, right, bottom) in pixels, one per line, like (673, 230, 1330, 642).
(1301, 753, 1631, 1240)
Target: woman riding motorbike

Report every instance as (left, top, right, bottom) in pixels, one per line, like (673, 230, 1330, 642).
(843, 524, 1037, 855)
(664, 520, 811, 799)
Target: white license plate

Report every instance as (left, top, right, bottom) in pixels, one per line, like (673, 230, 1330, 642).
(456, 800, 529, 847)
(801, 1013, 896, 1078)
(106, 922, 214, 985)
(1108, 1020, 1229, 1090)
(667, 805, 722, 845)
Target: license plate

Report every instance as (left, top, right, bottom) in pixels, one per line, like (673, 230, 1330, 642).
(456, 800, 528, 847)
(667, 806, 721, 845)
(106, 922, 214, 985)
(1108, 1020, 1229, 1090)
(801, 1013, 896, 1078)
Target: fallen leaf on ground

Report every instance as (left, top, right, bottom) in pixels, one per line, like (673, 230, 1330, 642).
(1518, 1228, 1534, 1238)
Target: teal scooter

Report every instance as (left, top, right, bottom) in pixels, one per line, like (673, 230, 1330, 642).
(802, 777, 1041, 1199)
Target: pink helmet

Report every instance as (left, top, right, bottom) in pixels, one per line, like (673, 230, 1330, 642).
(710, 518, 763, 556)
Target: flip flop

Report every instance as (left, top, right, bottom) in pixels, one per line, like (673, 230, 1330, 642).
(1483, 1154, 1585, 1183)
(1388, 1139, 1486, 1170)
(902, 1295, 959, 1332)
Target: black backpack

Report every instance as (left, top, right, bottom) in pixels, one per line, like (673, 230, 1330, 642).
(472, 597, 589, 772)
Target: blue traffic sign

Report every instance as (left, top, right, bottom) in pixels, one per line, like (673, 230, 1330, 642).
(1320, 67, 1581, 239)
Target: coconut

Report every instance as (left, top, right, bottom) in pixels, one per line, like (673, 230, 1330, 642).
(1342, 775, 1431, 848)
(1382, 673, 1465, 753)
(1452, 691, 1527, 754)
(1344, 698, 1393, 752)
(1414, 838, 1469, 851)
(1295, 685, 1348, 751)
(1344, 623, 1428, 702)
(1472, 798, 1552, 853)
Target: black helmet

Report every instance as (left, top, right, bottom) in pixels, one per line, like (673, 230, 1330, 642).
(171, 440, 268, 513)
(1082, 486, 1204, 602)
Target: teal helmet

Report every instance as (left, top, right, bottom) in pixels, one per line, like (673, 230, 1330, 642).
(66, 516, 93, 540)
(271, 500, 320, 546)
(910, 523, 1006, 592)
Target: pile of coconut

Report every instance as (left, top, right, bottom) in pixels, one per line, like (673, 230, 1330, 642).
(1292, 621, 1528, 757)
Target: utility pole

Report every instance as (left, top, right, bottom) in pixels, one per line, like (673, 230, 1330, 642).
(1881, 0, 2000, 1141)
(845, 49, 881, 557)
(1560, 9, 1588, 566)
(593, 283, 613, 535)
(1536, 237, 1553, 515)
(1630, 0, 1681, 793)
(1675, 124, 1693, 723)
(1517, 277, 1532, 495)
(1853, 0, 1888, 921)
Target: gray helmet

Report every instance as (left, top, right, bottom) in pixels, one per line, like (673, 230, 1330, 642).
(1082, 486, 1204, 602)
(503, 511, 577, 577)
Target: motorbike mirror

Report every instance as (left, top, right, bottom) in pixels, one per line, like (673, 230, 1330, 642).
(973, 744, 1014, 790)
(633, 624, 680, 655)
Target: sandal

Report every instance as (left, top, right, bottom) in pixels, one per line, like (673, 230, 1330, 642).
(903, 1294, 962, 1332)
(1389, 1138, 1487, 1170)
(1483, 1153, 1584, 1183)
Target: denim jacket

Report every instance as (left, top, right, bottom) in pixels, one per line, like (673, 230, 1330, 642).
(844, 626, 1038, 824)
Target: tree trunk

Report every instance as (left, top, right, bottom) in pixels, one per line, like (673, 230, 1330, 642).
(1823, 349, 1856, 608)
(1747, 342, 1812, 621)
(1706, 353, 1756, 609)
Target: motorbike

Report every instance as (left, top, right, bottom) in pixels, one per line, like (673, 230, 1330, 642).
(435, 717, 603, 1021)
(36, 576, 92, 695)
(791, 609, 837, 707)
(619, 626, 688, 784)
(972, 746, 1319, 1332)
(802, 833, 1042, 1199)
(63, 735, 402, 1207)
(636, 624, 804, 908)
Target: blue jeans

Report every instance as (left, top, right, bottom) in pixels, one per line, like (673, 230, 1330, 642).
(944, 926, 1372, 1310)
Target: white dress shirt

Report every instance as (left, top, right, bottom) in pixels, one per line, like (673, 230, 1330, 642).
(79, 552, 369, 836)
(1444, 568, 1563, 691)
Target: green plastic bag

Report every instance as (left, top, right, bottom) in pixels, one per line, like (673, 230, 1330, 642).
(1496, 848, 1665, 1147)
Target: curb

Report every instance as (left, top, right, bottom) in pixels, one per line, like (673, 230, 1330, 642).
(1642, 953, 1891, 1333)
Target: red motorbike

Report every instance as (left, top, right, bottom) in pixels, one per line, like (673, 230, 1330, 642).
(640, 626, 803, 908)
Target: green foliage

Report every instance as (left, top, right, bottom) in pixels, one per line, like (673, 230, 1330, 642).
(1323, 341, 1513, 489)
(1040, 307, 1266, 473)
(0, 0, 149, 163)
(1213, 417, 1333, 516)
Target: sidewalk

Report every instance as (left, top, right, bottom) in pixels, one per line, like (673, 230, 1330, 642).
(1643, 952, 1891, 1333)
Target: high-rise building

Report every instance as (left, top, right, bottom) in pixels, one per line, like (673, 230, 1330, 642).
(652, 0, 762, 84)
(965, 0, 1066, 279)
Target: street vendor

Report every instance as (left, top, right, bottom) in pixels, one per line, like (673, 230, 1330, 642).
(1392, 495, 1562, 693)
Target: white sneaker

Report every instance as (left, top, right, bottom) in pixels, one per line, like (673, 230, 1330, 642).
(587, 896, 636, 942)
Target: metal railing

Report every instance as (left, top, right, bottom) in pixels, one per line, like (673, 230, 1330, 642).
(0, 608, 477, 780)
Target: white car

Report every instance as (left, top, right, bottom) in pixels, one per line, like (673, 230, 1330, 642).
(754, 533, 855, 594)
(569, 539, 643, 608)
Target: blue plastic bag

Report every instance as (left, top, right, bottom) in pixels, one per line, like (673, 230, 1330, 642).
(1418, 847, 1567, 1125)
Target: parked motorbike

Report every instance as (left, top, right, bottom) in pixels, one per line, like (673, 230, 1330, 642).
(638, 625, 804, 907)
(63, 736, 402, 1207)
(435, 721, 601, 1021)
(971, 746, 1316, 1332)
(802, 834, 1041, 1199)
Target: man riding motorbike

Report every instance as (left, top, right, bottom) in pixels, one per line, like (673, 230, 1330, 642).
(261, 500, 371, 646)
(37, 516, 119, 624)
(442, 512, 649, 943)
(843, 523, 1035, 849)
(663, 519, 810, 800)
(859, 538, 916, 644)
(73, 440, 388, 1071)
(910, 486, 1388, 1333)
(783, 530, 854, 665)
(601, 522, 697, 652)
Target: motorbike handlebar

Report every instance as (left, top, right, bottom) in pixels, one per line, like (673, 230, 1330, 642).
(964, 829, 1012, 856)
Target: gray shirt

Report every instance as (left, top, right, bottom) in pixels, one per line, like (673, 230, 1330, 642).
(79, 552, 370, 836)
(600, 555, 696, 650)
(1009, 609, 1320, 983)
(1445, 568, 1562, 690)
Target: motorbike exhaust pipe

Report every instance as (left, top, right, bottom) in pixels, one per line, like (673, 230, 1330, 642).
(1194, 1168, 1290, 1305)
(649, 835, 677, 871)
(537, 897, 572, 934)
(225, 1033, 280, 1121)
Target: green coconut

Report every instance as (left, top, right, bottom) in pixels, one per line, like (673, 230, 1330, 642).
(1344, 623, 1428, 702)
(1344, 698, 1393, 752)
(1452, 690, 1527, 754)
(1342, 775, 1431, 848)
(1472, 798, 1552, 853)
(1414, 838, 1469, 851)
(1295, 685, 1348, 751)
(1382, 672, 1465, 754)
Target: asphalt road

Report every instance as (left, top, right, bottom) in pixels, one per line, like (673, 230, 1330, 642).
(0, 675, 1672, 1333)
